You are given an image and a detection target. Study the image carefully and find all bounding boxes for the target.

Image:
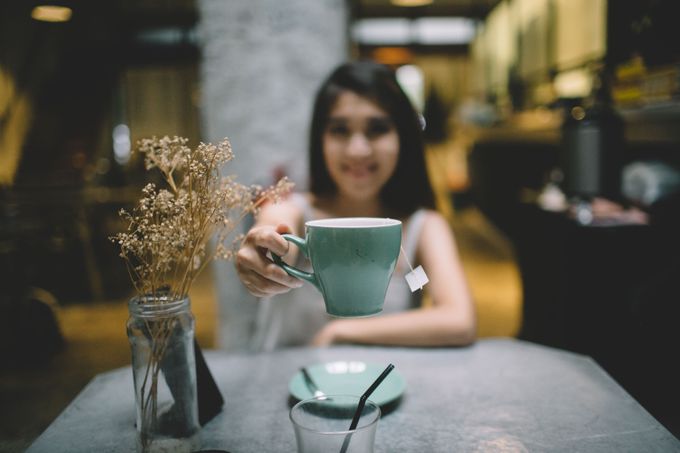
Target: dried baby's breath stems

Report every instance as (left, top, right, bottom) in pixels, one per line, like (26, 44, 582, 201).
(112, 136, 291, 451)
(112, 135, 293, 301)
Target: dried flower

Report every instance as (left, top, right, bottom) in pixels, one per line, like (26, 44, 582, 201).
(111, 135, 292, 301)
(110, 136, 293, 452)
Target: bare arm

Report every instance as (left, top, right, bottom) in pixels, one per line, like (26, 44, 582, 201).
(235, 196, 305, 297)
(311, 211, 476, 347)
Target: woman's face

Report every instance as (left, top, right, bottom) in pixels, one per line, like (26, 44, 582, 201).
(322, 90, 399, 202)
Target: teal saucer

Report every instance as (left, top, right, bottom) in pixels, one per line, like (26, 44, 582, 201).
(289, 361, 406, 407)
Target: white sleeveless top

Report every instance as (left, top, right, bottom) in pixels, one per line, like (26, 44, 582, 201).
(251, 194, 427, 352)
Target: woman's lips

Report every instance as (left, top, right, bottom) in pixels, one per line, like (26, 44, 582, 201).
(341, 162, 378, 177)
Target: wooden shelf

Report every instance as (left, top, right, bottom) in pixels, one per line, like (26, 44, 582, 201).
(474, 103, 680, 147)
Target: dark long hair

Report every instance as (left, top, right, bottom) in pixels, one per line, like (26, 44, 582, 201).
(308, 60, 435, 217)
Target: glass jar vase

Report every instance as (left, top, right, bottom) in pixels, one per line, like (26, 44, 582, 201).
(127, 294, 200, 453)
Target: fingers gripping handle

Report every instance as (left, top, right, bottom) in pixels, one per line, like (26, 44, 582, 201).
(271, 234, 320, 290)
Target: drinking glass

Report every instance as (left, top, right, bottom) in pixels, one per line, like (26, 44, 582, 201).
(289, 395, 380, 453)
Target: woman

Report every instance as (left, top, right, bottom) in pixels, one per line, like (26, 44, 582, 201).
(235, 60, 476, 350)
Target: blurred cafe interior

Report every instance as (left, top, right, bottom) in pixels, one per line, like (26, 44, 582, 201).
(1, 0, 680, 449)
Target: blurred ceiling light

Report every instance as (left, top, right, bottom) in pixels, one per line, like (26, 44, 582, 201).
(353, 18, 411, 45)
(391, 0, 433, 6)
(414, 17, 476, 44)
(353, 17, 477, 45)
(31, 5, 72, 23)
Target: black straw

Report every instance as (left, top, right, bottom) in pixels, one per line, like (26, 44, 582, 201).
(339, 363, 395, 453)
(348, 363, 394, 430)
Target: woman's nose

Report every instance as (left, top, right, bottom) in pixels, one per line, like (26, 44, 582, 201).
(346, 133, 371, 157)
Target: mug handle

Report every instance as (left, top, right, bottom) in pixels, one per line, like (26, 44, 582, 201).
(271, 234, 320, 290)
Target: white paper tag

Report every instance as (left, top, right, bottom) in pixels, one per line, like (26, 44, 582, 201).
(405, 265, 429, 292)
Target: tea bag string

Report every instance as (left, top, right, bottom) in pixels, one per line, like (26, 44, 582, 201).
(400, 244, 415, 273)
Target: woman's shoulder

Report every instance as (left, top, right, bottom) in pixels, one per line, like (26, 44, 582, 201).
(259, 192, 307, 219)
(277, 192, 338, 222)
(414, 209, 454, 240)
(410, 208, 446, 228)
(285, 192, 312, 208)
(286, 192, 322, 223)
(402, 209, 447, 252)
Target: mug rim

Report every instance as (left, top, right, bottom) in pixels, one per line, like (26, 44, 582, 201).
(306, 217, 401, 228)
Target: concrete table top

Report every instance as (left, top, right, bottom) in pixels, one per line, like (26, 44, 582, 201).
(28, 338, 680, 452)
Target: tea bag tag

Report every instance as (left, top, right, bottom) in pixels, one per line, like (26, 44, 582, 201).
(405, 265, 429, 292)
(400, 245, 429, 292)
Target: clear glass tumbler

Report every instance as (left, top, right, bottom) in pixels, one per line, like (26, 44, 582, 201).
(290, 394, 381, 453)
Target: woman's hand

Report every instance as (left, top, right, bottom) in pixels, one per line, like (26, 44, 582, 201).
(235, 223, 303, 297)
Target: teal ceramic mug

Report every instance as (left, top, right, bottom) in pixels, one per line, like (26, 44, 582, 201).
(272, 217, 402, 317)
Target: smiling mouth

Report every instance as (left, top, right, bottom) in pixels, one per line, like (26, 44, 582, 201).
(341, 163, 378, 177)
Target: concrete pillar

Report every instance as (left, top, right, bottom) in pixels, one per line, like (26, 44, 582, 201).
(198, 0, 348, 350)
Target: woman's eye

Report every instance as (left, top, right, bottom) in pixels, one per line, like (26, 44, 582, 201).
(365, 119, 393, 139)
(326, 124, 350, 137)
